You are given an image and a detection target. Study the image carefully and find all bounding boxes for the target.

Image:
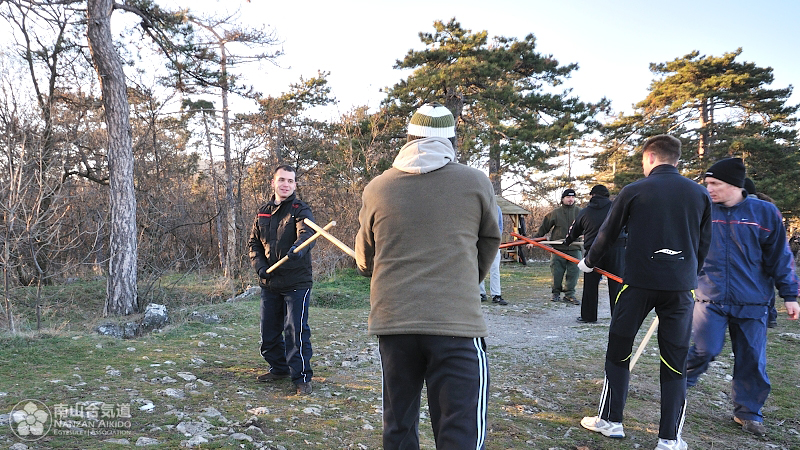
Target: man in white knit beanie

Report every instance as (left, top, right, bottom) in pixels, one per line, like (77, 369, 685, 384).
(356, 102, 501, 449)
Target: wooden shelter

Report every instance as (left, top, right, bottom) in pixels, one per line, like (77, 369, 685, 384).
(496, 195, 530, 264)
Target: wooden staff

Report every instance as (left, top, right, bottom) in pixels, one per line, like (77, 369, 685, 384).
(303, 218, 356, 258)
(510, 232, 622, 283)
(499, 237, 546, 249)
(265, 220, 336, 274)
(629, 316, 659, 370)
(539, 240, 583, 247)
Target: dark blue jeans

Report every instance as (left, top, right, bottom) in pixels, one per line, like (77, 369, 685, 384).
(259, 287, 313, 384)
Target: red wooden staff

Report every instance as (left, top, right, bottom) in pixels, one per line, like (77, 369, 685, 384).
(509, 232, 622, 283)
(499, 236, 546, 249)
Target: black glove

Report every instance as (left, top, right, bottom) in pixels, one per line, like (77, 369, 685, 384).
(287, 245, 305, 261)
(258, 267, 269, 281)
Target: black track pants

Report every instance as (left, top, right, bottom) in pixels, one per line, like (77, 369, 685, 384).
(379, 334, 489, 450)
(596, 286, 693, 440)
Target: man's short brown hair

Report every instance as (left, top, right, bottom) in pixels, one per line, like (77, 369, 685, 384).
(272, 164, 296, 177)
(642, 135, 681, 164)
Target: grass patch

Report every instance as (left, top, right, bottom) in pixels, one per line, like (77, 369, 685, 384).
(8, 273, 238, 334)
(311, 268, 370, 309)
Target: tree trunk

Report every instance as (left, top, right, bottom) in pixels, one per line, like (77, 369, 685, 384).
(488, 144, 502, 195)
(275, 121, 284, 163)
(202, 112, 226, 271)
(565, 140, 573, 180)
(698, 98, 710, 159)
(219, 47, 238, 279)
(3, 224, 16, 333)
(443, 89, 463, 162)
(87, 0, 138, 316)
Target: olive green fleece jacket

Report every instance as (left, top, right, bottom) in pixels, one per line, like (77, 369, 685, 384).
(534, 203, 581, 251)
(356, 137, 501, 338)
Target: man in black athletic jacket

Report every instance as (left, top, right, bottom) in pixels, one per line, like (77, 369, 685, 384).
(577, 135, 712, 450)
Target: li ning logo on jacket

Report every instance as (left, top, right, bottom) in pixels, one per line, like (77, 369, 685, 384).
(651, 248, 685, 261)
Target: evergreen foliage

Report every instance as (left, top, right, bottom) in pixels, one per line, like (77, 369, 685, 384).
(383, 18, 608, 194)
(595, 49, 799, 216)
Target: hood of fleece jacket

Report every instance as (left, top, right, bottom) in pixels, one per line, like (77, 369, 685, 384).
(392, 137, 455, 174)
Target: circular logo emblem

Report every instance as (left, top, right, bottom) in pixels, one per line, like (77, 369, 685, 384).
(9, 399, 51, 441)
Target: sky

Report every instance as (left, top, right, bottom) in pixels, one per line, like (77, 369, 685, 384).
(166, 0, 800, 121)
(155, 0, 799, 201)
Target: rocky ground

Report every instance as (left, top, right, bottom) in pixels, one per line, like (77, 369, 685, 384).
(2, 268, 799, 449)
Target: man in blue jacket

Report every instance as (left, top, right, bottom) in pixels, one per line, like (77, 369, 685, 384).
(577, 135, 712, 450)
(686, 157, 799, 437)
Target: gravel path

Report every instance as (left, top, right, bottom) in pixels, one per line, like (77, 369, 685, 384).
(482, 288, 618, 362)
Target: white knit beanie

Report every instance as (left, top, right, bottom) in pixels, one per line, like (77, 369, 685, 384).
(407, 103, 456, 139)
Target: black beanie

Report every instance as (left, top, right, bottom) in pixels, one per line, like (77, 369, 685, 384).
(704, 157, 745, 188)
(743, 177, 756, 195)
(561, 188, 576, 199)
(589, 185, 610, 197)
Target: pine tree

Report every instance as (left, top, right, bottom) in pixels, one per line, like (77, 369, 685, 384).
(595, 48, 799, 215)
(383, 18, 607, 194)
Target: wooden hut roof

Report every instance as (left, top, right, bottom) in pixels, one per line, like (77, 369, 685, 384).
(496, 195, 530, 215)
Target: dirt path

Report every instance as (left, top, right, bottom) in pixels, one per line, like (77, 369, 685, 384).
(483, 287, 617, 358)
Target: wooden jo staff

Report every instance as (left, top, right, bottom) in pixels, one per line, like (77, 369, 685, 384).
(499, 236, 546, 249)
(629, 315, 659, 371)
(265, 220, 336, 274)
(303, 218, 356, 258)
(510, 232, 622, 283)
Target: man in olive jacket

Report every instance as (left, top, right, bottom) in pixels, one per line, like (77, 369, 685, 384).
(356, 103, 501, 450)
(530, 189, 582, 304)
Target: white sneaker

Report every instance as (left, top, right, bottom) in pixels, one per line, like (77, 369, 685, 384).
(655, 438, 688, 450)
(580, 416, 625, 438)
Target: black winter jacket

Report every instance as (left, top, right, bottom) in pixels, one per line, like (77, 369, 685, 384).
(565, 196, 627, 251)
(585, 165, 712, 291)
(248, 193, 315, 291)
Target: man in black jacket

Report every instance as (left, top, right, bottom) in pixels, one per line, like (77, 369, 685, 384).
(564, 185, 625, 323)
(577, 135, 712, 450)
(248, 165, 316, 395)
